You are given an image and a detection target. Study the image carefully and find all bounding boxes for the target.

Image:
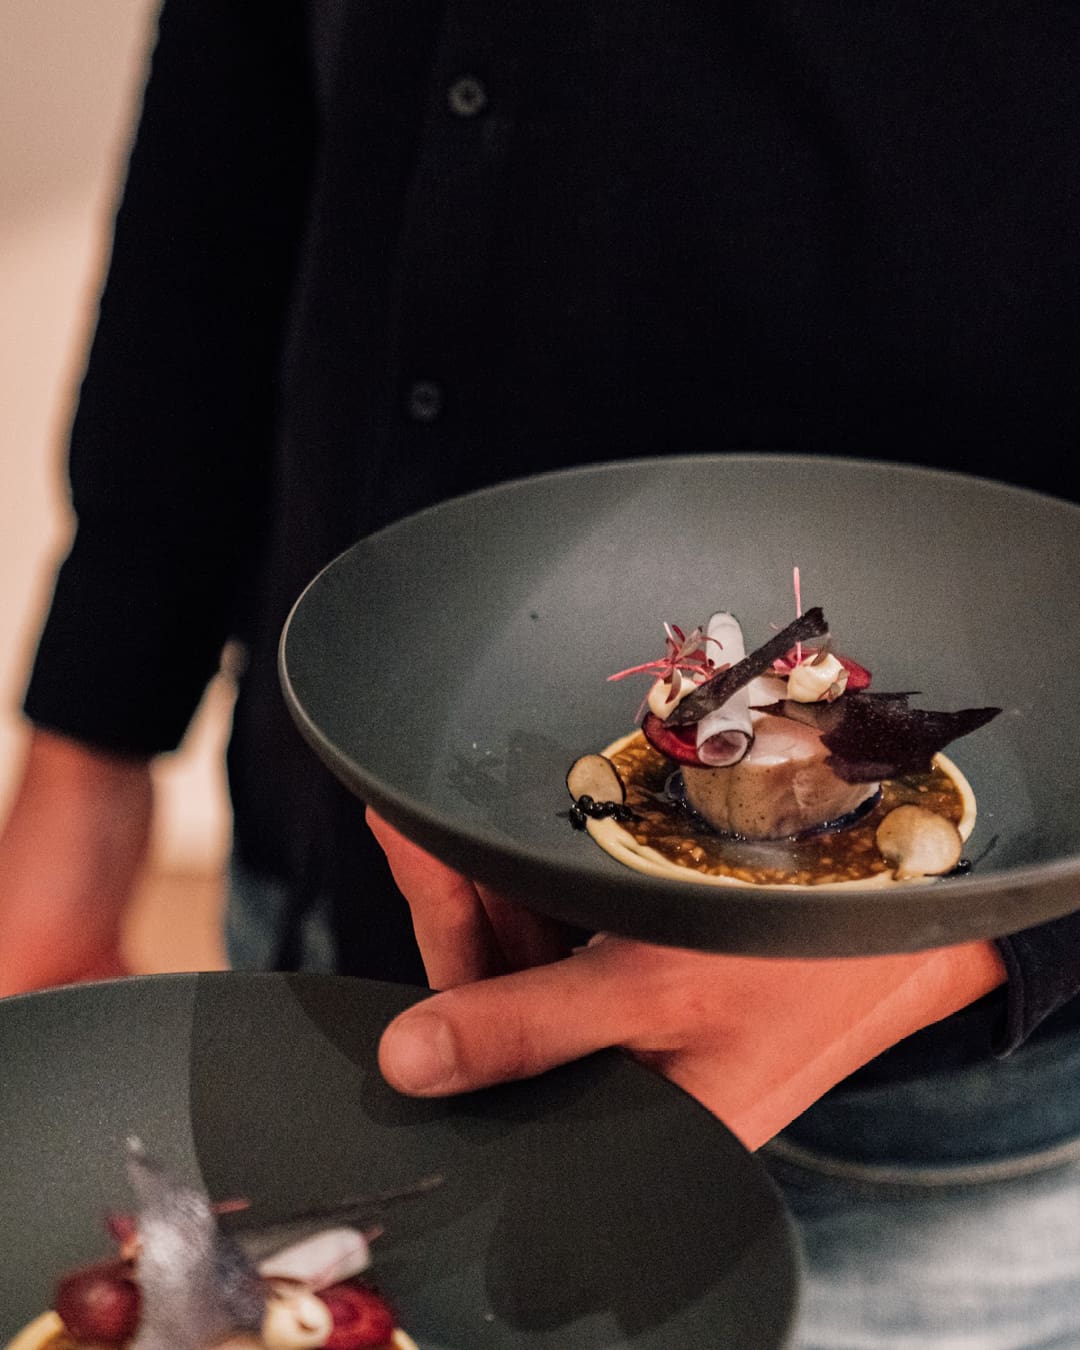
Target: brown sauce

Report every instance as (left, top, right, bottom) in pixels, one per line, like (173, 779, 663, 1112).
(608, 732, 965, 886)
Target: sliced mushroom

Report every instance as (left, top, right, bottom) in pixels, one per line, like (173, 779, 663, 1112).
(566, 753, 625, 805)
(875, 805, 962, 880)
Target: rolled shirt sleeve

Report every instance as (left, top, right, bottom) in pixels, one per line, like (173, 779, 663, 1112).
(23, 0, 316, 754)
(994, 915, 1080, 1055)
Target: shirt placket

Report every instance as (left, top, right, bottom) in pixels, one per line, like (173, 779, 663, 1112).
(386, 2, 525, 453)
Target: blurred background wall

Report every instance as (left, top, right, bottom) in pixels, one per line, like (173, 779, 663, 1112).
(0, 0, 228, 969)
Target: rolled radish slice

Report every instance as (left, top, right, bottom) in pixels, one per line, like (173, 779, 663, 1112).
(695, 613, 754, 766)
(258, 1228, 373, 1287)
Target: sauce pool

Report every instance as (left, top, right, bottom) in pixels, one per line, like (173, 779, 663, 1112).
(607, 733, 965, 886)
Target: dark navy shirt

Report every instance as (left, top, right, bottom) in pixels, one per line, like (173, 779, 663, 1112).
(24, 1, 1080, 1051)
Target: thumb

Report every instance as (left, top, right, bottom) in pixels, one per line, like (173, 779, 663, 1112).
(378, 938, 651, 1096)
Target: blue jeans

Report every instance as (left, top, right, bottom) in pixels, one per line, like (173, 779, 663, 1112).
(767, 1029, 1080, 1349)
(226, 853, 338, 972)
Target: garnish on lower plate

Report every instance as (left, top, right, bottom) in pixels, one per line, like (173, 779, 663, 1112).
(566, 582, 1000, 888)
(6, 1139, 434, 1350)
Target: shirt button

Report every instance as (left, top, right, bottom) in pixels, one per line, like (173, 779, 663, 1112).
(447, 75, 488, 118)
(406, 380, 444, 422)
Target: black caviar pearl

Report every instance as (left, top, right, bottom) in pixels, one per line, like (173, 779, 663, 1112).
(571, 796, 634, 827)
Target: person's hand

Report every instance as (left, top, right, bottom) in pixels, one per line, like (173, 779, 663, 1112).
(368, 811, 1006, 1150)
(0, 728, 153, 996)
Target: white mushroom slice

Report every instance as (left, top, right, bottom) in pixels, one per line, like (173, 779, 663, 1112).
(262, 1289, 334, 1349)
(695, 612, 754, 766)
(875, 805, 963, 879)
(566, 753, 625, 805)
(258, 1227, 372, 1286)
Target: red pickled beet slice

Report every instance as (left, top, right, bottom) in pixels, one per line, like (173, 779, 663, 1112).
(641, 712, 703, 765)
(321, 1282, 397, 1349)
(55, 1260, 141, 1344)
(836, 655, 871, 689)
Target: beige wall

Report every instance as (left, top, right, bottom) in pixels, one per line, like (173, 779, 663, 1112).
(0, 0, 231, 873)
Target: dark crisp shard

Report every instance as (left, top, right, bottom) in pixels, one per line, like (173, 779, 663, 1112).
(664, 607, 829, 728)
(769, 692, 1001, 783)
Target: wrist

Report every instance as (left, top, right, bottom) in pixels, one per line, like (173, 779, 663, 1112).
(726, 942, 1007, 1150)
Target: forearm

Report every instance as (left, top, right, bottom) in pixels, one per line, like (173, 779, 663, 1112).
(0, 728, 153, 995)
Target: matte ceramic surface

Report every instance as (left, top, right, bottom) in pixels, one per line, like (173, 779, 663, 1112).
(0, 973, 798, 1348)
(280, 454, 1080, 955)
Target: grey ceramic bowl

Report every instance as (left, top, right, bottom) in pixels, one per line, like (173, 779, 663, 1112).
(280, 454, 1080, 955)
(0, 974, 798, 1348)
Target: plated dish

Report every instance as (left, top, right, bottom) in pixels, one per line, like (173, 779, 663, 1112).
(0, 974, 799, 1349)
(280, 454, 1080, 954)
(566, 589, 998, 889)
(6, 1139, 424, 1350)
